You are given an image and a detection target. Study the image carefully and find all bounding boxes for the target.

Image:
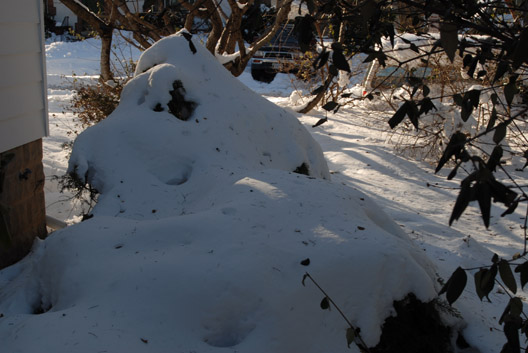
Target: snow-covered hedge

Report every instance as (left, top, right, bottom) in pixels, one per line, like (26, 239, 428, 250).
(0, 31, 450, 353)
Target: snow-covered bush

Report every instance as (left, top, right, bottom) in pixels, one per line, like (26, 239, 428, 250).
(67, 30, 331, 197)
(0, 31, 459, 353)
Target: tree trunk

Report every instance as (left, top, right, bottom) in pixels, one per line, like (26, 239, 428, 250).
(204, 0, 224, 54)
(100, 28, 114, 82)
(60, 0, 113, 81)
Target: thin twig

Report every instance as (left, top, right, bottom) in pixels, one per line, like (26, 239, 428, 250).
(303, 272, 371, 353)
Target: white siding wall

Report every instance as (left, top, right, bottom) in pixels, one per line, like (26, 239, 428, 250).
(0, 0, 48, 153)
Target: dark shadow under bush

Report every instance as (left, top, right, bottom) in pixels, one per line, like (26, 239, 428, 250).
(167, 80, 197, 121)
(371, 294, 453, 353)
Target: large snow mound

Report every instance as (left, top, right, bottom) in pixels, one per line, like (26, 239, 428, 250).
(0, 31, 441, 353)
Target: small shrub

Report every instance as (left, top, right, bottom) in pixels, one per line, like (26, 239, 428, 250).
(70, 80, 124, 128)
(53, 166, 99, 218)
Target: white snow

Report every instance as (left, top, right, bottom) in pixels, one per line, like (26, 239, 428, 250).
(2, 30, 527, 353)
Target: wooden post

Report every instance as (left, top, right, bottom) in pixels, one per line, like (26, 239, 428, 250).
(0, 139, 47, 269)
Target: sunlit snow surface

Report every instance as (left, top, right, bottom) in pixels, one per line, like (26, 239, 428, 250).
(2, 31, 527, 353)
(0, 32, 442, 353)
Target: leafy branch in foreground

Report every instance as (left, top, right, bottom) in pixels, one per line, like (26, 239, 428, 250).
(440, 253, 528, 353)
(326, 2, 528, 351)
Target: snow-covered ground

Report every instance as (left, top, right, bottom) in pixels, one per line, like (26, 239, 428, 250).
(1, 33, 528, 353)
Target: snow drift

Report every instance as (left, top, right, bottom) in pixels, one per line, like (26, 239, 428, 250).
(0, 31, 443, 353)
